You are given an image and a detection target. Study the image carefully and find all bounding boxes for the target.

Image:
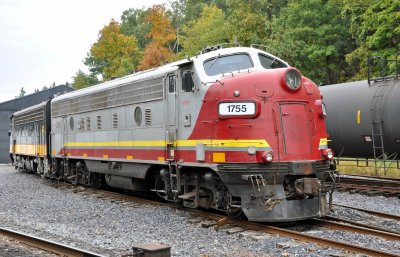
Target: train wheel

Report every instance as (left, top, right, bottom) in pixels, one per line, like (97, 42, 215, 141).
(154, 173, 168, 200)
(226, 207, 246, 219)
(89, 172, 102, 188)
(70, 167, 79, 185)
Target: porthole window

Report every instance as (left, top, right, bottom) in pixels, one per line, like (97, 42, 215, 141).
(69, 117, 74, 131)
(134, 106, 142, 126)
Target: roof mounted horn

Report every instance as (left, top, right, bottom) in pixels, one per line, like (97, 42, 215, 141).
(196, 41, 241, 55)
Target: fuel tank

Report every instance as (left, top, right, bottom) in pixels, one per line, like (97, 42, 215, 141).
(320, 79, 400, 159)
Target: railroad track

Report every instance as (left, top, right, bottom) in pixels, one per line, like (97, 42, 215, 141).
(215, 217, 400, 257)
(64, 183, 400, 257)
(329, 174, 400, 195)
(321, 216, 400, 239)
(0, 226, 104, 257)
(333, 203, 400, 221)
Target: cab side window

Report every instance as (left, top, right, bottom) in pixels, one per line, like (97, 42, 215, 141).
(259, 54, 287, 69)
(168, 74, 176, 93)
(182, 70, 194, 92)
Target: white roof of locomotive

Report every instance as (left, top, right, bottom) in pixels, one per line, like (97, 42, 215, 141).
(52, 47, 288, 103)
(52, 62, 183, 103)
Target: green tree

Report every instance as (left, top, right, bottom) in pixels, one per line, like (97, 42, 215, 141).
(120, 8, 151, 50)
(177, 0, 227, 23)
(180, 5, 230, 56)
(18, 87, 26, 97)
(342, 0, 400, 79)
(265, 0, 355, 85)
(72, 70, 100, 90)
(84, 19, 142, 80)
(225, 1, 268, 46)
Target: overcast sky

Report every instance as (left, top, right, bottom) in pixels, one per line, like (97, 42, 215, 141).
(0, 0, 167, 103)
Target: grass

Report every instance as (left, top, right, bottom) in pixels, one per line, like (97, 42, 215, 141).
(335, 158, 400, 179)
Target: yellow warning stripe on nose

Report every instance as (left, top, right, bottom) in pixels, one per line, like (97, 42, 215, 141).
(319, 138, 328, 149)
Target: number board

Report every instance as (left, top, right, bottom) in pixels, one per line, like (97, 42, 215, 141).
(219, 102, 256, 116)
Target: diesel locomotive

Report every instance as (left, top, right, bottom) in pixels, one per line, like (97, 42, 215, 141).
(10, 45, 335, 222)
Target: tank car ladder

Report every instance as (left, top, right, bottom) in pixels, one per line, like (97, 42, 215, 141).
(370, 86, 386, 175)
(368, 56, 400, 175)
(370, 85, 398, 175)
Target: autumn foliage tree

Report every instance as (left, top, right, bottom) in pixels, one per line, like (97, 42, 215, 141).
(84, 19, 142, 80)
(138, 5, 177, 70)
(77, 1, 397, 88)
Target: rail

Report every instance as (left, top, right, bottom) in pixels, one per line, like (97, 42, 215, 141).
(0, 226, 104, 257)
(226, 218, 400, 257)
(322, 216, 400, 240)
(333, 203, 400, 221)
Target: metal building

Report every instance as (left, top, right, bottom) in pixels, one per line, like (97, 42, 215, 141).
(0, 85, 74, 164)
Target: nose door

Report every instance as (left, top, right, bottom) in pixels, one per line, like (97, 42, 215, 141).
(280, 103, 311, 154)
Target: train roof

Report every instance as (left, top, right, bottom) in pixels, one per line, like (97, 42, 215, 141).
(13, 100, 48, 117)
(321, 80, 368, 88)
(52, 60, 186, 103)
(52, 46, 288, 103)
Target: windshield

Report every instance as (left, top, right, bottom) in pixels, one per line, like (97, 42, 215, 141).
(203, 53, 253, 76)
(259, 54, 287, 69)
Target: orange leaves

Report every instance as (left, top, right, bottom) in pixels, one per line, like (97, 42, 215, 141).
(138, 43, 175, 70)
(138, 5, 177, 70)
(84, 4, 179, 79)
(145, 5, 176, 46)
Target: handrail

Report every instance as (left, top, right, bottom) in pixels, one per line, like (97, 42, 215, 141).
(368, 54, 400, 86)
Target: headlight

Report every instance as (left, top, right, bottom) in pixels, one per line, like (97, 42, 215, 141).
(315, 100, 327, 118)
(247, 146, 256, 155)
(262, 151, 273, 162)
(284, 69, 302, 91)
(322, 102, 327, 116)
(321, 148, 334, 160)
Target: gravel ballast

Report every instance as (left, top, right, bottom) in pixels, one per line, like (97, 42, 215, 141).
(0, 164, 398, 256)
